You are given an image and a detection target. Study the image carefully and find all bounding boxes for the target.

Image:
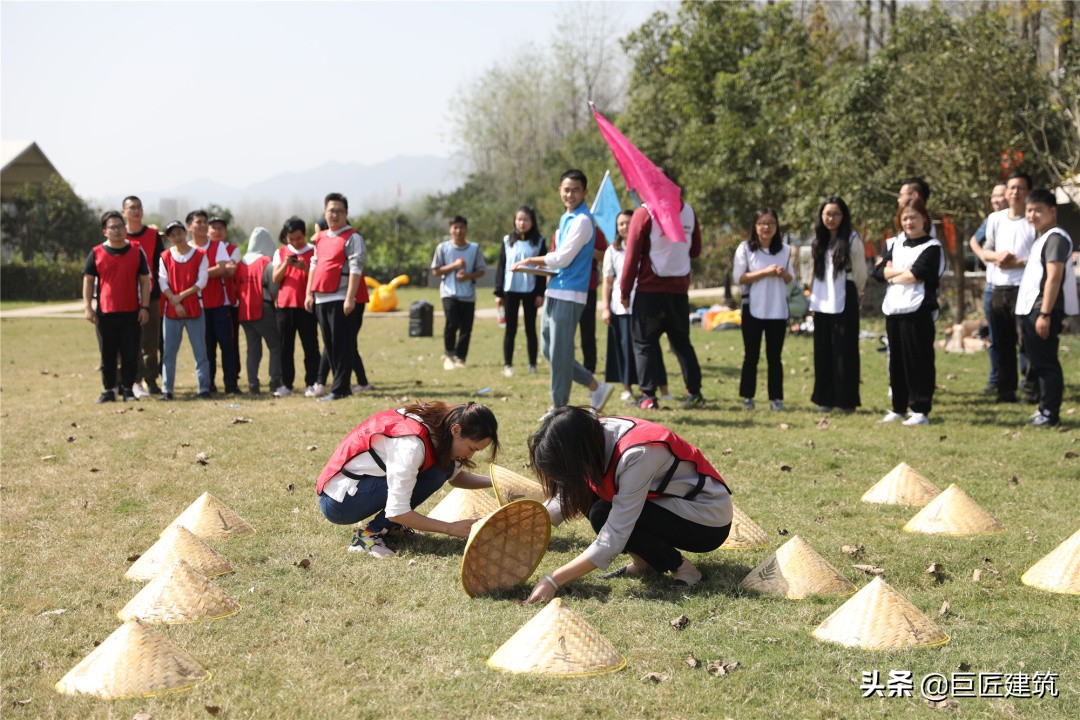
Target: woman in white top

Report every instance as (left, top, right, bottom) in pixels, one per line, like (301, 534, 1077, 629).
(493, 206, 546, 377)
(809, 196, 867, 412)
(733, 208, 794, 410)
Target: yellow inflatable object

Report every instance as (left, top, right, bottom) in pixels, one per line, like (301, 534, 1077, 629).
(365, 274, 410, 312)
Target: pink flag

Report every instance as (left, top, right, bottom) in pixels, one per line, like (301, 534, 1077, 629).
(590, 103, 685, 243)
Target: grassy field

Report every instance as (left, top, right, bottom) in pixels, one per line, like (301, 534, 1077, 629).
(1, 295, 1077, 719)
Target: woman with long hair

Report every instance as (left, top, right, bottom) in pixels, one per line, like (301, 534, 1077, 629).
(494, 206, 546, 376)
(316, 401, 500, 557)
(733, 208, 793, 410)
(809, 197, 867, 412)
(523, 406, 731, 603)
(871, 198, 944, 426)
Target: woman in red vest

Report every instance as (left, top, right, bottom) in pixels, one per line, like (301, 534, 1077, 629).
(316, 401, 500, 558)
(524, 406, 731, 602)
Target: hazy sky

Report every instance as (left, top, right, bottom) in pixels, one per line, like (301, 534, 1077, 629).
(1, 0, 670, 200)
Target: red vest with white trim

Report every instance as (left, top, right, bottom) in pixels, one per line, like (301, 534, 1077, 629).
(127, 226, 160, 276)
(591, 417, 730, 502)
(194, 239, 227, 309)
(310, 228, 357, 293)
(223, 243, 238, 305)
(160, 250, 203, 319)
(276, 246, 312, 308)
(316, 409, 438, 495)
(236, 256, 272, 322)
(93, 244, 142, 313)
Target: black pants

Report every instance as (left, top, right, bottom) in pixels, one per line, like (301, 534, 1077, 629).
(578, 288, 598, 373)
(811, 281, 861, 409)
(990, 286, 1022, 400)
(739, 307, 786, 401)
(631, 291, 702, 396)
(604, 314, 639, 387)
(886, 306, 936, 415)
(1021, 309, 1064, 421)
(204, 305, 239, 391)
(276, 306, 320, 389)
(229, 305, 242, 385)
(588, 500, 730, 573)
(315, 300, 356, 396)
(442, 297, 475, 361)
(502, 291, 539, 367)
(97, 311, 140, 391)
(318, 304, 369, 387)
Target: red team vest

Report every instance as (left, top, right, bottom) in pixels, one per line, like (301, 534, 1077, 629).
(236, 256, 272, 322)
(161, 250, 203, 319)
(276, 246, 312, 308)
(316, 410, 438, 495)
(194, 239, 227, 309)
(591, 418, 730, 503)
(311, 228, 369, 302)
(223, 243, 238, 306)
(127, 226, 159, 270)
(93, 244, 142, 313)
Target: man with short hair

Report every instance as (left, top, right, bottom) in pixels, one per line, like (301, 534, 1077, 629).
(305, 193, 364, 401)
(431, 215, 485, 369)
(967, 183, 1008, 395)
(512, 169, 613, 413)
(83, 210, 152, 403)
(187, 210, 240, 394)
(209, 215, 243, 392)
(122, 195, 165, 396)
(982, 171, 1037, 403)
(898, 177, 931, 208)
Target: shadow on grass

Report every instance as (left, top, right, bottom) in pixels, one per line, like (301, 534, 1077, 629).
(396, 533, 469, 558)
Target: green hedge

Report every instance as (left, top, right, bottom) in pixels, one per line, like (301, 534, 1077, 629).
(0, 258, 84, 301)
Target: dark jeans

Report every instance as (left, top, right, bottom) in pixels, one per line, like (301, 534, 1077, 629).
(1021, 309, 1064, 421)
(578, 288, 598, 373)
(739, 307, 786, 401)
(442, 297, 475, 361)
(97, 311, 140, 391)
(588, 500, 730, 573)
(502, 291, 539, 367)
(203, 305, 239, 391)
(134, 301, 161, 386)
(983, 283, 999, 385)
(604, 314, 638, 387)
(990, 286, 1021, 400)
(810, 281, 861, 409)
(276, 306, 320, 389)
(318, 304, 369, 387)
(315, 300, 356, 396)
(631, 291, 701, 396)
(886, 307, 936, 415)
(318, 463, 451, 533)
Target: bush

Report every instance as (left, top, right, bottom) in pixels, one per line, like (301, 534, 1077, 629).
(0, 257, 84, 301)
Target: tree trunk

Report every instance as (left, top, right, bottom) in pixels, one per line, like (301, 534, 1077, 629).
(864, 0, 873, 62)
(1058, 0, 1076, 73)
(1031, 2, 1041, 63)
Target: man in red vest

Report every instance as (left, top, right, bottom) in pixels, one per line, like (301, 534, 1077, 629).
(305, 193, 364, 401)
(82, 210, 152, 403)
(159, 220, 211, 399)
(209, 215, 243, 393)
(186, 209, 240, 394)
(122, 195, 165, 397)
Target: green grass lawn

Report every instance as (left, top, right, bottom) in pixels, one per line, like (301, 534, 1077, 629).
(1, 310, 1077, 719)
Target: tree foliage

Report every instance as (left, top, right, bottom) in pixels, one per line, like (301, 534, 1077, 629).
(1, 176, 99, 261)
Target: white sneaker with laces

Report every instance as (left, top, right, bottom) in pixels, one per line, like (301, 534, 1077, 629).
(309, 383, 326, 398)
(453, 357, 466, 369)
(131, 382, 150, 400)
(303, 385, 316, 397)
(881, 411, 904, 423)
(272, 386, 291, 398)
(503, 366, 514, 377)
(902, 412, 929, 426)
(590, 381, 615, 413)
(620, 390, 633, 402)
(443, 355, 457, 370)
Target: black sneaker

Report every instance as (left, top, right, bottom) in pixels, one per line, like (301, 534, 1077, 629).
(980, 382, 998, 396)
(159, 392, 174, 401)
(197, 392, 212, 400)
(146, 381, 162, 395)
(1029, 411, 1060, 428)
(96, 389, 116, 404)
(121, 387, 137, 402)
(225, 386, 244, 395)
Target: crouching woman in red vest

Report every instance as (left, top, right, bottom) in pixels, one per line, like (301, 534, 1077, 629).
(525, 406, 731, 602)
(316, 401, 500, 558)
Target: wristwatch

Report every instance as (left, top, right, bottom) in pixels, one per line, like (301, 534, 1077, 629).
(1038, 312, 1050, 318)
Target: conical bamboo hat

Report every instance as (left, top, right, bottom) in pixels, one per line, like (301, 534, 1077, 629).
(740, 535, 856, 599)
(462, 500, 551, 597)
(488, 598, 625, 676)
(427, 487, 500, 524)
(162, 491, 254, 540)
(55, 619, 210, 699)
(126, 526, 234, 582)
(861, 463, 941, 506)
(1021, 528, 1080, 595)
(718, 504, 771, 550)
(902, 484, 1005, 536)
(118, 559, 241, 624)
(490, 463, 546, 505)
(812, 577, 949, 649)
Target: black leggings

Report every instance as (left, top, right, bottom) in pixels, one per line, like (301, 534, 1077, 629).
(588, 500, 730, 573)
(502, 291, 539, 366)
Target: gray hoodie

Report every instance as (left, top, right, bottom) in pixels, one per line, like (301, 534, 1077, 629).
(243, 227, 278, 304)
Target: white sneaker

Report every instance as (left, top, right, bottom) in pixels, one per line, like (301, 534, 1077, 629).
(131, 382, 150, 400)
(620, 390, 633, 402)
(503, 366, 514, 377)
(308, 383, 326, 398)
(272, 386, 291, 398)
(348, 528, 396, 558)
(443, 355, 456, 371)
(590, 381, 615, 413)
(453, 357, 466, 369)
(881, 411, 904, 423)
(902, 412, 929, 426)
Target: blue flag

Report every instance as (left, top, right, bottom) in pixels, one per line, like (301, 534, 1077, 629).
(590, 170, 622, 243)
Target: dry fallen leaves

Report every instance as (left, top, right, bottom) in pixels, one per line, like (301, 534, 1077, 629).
(133, 712, 152, 720)
(641, 672, 668, 683)
(670, 615, 690, 631)
(205, 706, 221, 716)
(841, 544, 864, 557)
(972, 569, 983, 582)
(294, 558, 311, 569)
(307, 445, 318, 452)
(926, 563, 942, 575)
(706, 660, 740, 677)
(777, 527, 789, 536)
(853, 564, 885, 576)
(195, 452, 209, 466)
(816, 419, 830, 430)
(723, 447, 733, 455)
(685, 654, 699, 668)
(231, 416, 252, 425)
(779, 423, 790, 430)
(939, 600, 951, 616)
(41, 455, 56, 462)
(779, 465, 792, 473)
(126, 554, 141, 562)
(1065, 451, 1078, 459)
(926, 699, 959, 710)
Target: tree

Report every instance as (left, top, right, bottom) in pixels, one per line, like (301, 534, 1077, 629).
(353, 207, 431, 282)
(1, 175, 99, 261)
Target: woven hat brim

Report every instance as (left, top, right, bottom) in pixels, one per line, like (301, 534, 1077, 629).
(717, 505, 771, 550)
(1020, 528, 1080, 595)
(489, 463, 547, 505)
(811, 578, 950, 649)
(427, 488, 501, 524)
(902, 484, 1006, 536)
(461, 500, 551, 597)
(740, 536, 856, 599)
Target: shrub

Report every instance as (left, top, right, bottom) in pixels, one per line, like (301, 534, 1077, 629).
(0, 257, 84, 301)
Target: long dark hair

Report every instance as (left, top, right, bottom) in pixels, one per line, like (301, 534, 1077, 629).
(527, 406, 604, 519)
(509, 205, 540, 245)
(748, 208, 783, 254)
(613, 209, 634, 251)
(403, 400, 499, 471)
(812, 197, 853, 280)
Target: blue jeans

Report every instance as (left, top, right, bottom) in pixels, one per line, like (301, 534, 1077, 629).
(540, 296, 594, 407)
(983, 283, 999, 385)
(318, 464, 451, 533)
(162, 315, 210, 394)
